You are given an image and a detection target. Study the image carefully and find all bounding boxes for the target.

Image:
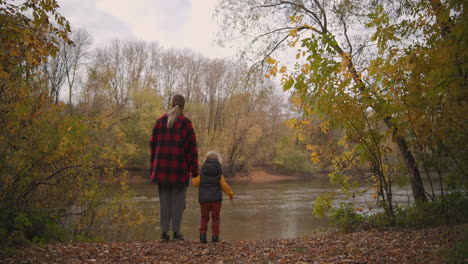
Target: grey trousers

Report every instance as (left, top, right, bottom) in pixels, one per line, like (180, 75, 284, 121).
(158, 183, 187, 233)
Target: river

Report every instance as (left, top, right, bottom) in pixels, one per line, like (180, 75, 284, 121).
(116, 178, 414, 242)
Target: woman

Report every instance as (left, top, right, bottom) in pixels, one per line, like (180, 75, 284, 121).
(150, 94, 198, 241)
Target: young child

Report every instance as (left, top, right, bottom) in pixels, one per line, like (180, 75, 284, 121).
(192, 151, 234, 243)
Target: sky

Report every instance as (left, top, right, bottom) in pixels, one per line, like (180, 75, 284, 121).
(58, 0, 236, 58)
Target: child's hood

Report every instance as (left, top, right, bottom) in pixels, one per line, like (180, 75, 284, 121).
(201, 159, 222, 176)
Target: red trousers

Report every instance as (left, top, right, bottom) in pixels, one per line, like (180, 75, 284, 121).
(199, 201, 222, 236)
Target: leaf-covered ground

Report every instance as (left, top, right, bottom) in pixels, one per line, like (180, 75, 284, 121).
(3, 224, 465, 264)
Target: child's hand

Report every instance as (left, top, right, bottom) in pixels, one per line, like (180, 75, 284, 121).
(229, 195, 234, 200)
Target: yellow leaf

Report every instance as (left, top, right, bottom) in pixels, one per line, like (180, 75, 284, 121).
(320, 120, 329, 134)
(301, 119, 311, 125)
(289, 28, 298, 37)
(265, 57, 276, 65)
(289, 39, 298, 47)
(10, 48, 19, 57)
(297, 133, 305, 141)
(269, 66, 277, 77)
(284, 118, 298, 129)
(0, 70, 9, 79)
(310, 152, 320, 164)
(338, 135, 348, 147)
(302, 24, 316, 31)
(306, 144, 318, 151)
(291, 96, 302, 106)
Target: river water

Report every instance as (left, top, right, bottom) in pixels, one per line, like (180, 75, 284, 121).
(119, 179, 414, 242)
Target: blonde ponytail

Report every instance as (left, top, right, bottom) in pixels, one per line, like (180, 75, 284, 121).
(167, 105, 181, 128)
(167, 94, 185, 128)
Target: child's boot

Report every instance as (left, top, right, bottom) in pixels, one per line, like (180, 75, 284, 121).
(212, 236, 220, 243)
(200, 234, 208, 243)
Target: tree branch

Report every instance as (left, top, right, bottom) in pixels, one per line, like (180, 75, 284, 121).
(340, 13, 353, 55)
(23, 165, 82, 199)
(255, 1, 324, 31)
(313, 0, 327, 31)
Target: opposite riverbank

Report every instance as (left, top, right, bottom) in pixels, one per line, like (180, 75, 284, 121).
(125, 167, 314, 184)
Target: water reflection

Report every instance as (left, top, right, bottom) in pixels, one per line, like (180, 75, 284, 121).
(118, 179, 413, 242)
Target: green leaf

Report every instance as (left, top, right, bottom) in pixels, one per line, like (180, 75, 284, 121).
(283, 77, 295, 91)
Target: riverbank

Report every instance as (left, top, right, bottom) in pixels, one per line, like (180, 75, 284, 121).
(4, 224, 465, 264)
(230, 169, 303, 183)
(125, 167, 312, 184)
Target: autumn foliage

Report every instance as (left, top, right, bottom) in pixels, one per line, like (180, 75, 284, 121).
(0, 0, 143, 247)
(1, 1, 467, 262)
(217, 0, 467, 219)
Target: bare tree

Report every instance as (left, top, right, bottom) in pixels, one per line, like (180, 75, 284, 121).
(178, 49, 205, 102)
(159, 48, 182, 108)
(203, 59, 228, 134)
(62, 28, 92, 112)
(142, 42, 161, 92)
(90, 40, 161, 110)
(43, 53, 67, 104)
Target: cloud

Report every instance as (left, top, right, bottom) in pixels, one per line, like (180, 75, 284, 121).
(58, 0, 235, 58)
(93, 0, 191, 45)
(181, 0, 228, 57)
(155, 0, 192, 32)
(59, 0, 136, 46)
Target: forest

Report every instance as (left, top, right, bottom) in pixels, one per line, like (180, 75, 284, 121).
(0, 0, 466, 263)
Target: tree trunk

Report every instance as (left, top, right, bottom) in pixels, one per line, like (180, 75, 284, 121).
(385, 118, 427, 202)
(331, 41, 427, 202)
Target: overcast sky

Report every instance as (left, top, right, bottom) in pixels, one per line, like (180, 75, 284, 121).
(58, 0, 236, 58)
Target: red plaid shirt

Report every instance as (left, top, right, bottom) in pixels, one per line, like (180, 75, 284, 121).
(150, 113, 199, 184)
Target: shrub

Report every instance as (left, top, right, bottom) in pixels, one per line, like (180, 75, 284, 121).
(393, 192, 468, 228)
(330, 203, 365, 232)
(275, 148, 317, 174)
(443, 229, 468, 264)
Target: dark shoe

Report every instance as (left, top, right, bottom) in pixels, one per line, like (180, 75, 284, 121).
(172, 232, 184, 241)
(212, 236, 220, 243)
(160, 232, 170, 242)
(200, 234, 208, 244)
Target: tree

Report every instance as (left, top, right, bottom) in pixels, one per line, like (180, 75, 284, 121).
(1, 0, 71, 243)
(160, 48, 182, 108)
(0, 1, 142, 245)
(203, 59, 229, 134)
(218, 0, 467, 210)
(0, 0, 71, 105)
(42, 49, 67, 104)
(216, 0, 429, 205)
(42, 28, 92, 106)
(178, 49, 204, 101)
(62, 28, 92, 112)
(365, 0, 467, 196)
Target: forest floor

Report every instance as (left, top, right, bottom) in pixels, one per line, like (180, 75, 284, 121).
(3, 224, 465, 264)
